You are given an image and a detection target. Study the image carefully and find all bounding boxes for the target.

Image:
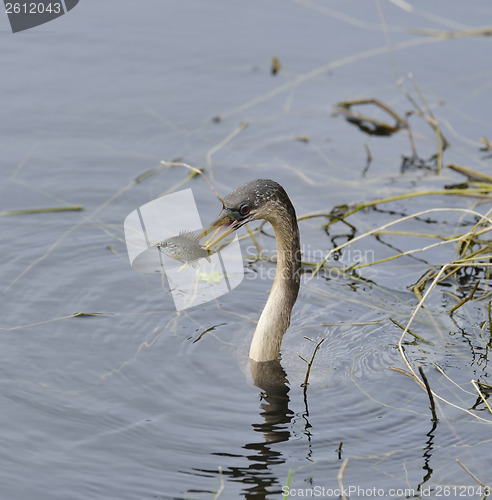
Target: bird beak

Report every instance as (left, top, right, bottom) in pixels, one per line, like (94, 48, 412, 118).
(204, 209, 243, 251)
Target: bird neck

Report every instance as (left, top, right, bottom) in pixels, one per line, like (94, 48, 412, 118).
(249, 208, 300, 362)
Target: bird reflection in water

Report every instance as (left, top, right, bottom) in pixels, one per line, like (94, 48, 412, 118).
(209, 360, 294, 498)
(249, 359, 293, 445)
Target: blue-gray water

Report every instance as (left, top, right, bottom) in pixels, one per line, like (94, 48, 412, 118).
(1, 1, 492, 498)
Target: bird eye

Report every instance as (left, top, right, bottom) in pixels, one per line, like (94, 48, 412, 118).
(239, 203, 250, 216)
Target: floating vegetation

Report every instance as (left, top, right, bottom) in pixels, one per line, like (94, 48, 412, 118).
(335, 185, 490, 224)
(335, 91, 448, 173)
(271, 56, 282, 75)
(294, 135, 310, 143)
(72, 312, 113, 318)
(0, 206, 83, 216)
(409, 26, 492, 38)
(479, 136, 492, 152)
(335, 98, 405, 136)
(299, 336, 325, 390)
(389, 317, 434, 345)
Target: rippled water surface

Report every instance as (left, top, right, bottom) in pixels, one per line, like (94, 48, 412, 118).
(1, 1, 492, 498)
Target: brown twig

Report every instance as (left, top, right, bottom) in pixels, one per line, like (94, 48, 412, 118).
(449, 279, 481, 314)
(418, 365, 439, 422)
(299, 337, 325, 389)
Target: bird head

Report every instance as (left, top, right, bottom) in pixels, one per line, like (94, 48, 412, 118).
(205, 179, 284, 250)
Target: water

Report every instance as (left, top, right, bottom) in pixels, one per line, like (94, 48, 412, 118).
(1, 1, 492, 498)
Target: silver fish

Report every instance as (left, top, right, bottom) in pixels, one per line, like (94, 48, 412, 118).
(157, 230, 211, 267)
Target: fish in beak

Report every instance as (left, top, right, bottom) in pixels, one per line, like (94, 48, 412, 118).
(204, 204, 254, 251)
